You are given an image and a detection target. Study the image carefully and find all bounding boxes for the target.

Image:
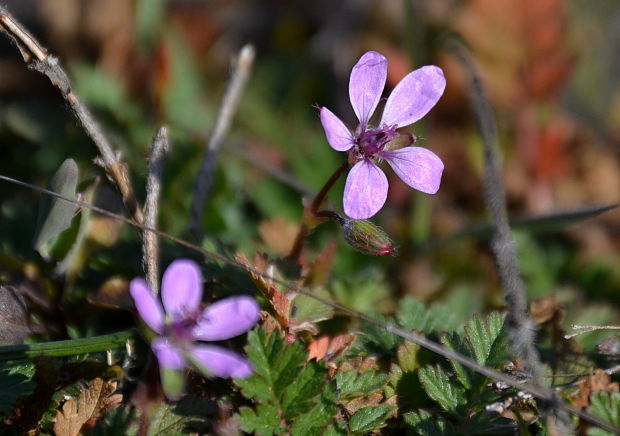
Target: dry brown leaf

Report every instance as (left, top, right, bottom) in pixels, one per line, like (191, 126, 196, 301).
(343, 392, 384, 415)
(53, 378, 122, 436)
(571, 369, 619, 410)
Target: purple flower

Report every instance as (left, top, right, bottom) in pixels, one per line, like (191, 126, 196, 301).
(320, 51, 446, 219)
(129, 259, 260, 381)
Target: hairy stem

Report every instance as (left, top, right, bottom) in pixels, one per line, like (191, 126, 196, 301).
(288, 161, 349, 260)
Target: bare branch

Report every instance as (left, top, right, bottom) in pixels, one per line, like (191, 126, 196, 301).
(189, 44, 255, 235)
(565, 324, 620, 340)
(0, 6, 143, 224)
(142, 127, 170, 294)
(448, 41, 573, 433)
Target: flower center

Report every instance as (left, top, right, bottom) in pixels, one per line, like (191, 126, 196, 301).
(166, 309, 201, 342)
(356, 124, 398, 158)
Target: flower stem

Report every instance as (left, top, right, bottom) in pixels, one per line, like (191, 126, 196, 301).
(0, 329, 137, 362)
(288, 161, 349, 260)
(309, 161, 349, 214)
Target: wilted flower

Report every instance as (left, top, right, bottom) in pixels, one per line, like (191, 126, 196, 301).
(320, 51, 446, 219)
(130, 259, 260, 395)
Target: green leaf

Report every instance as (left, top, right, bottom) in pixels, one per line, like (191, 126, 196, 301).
(587, 392, 620, 436)
(336, 370, 389, 398)
(403, 409, 454, 436)
(464, 312, 507, 366)
(146, 400, 195, 436)
(441, 331, 474, 390)
(282, 360, 327, 418)
(355, 315, 402, 355)
(330, 269, 389, 314)
(397, 341, 421, 373)
(236, 329, 307, 403)
(290, 286, 335, 328)
(0, 368, 35, 415)
(235, 329, 335, 434)
(426, 203, 620, 249)
(396, 297, 460, 334)
(238, 404, 283, 436)
(33, 158, 79, 258)
(418, 365, 466, 415)
(290, 382, 338, 436)
(348, 405, 394, 434)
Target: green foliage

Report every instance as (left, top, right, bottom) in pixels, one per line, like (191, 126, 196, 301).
(418, 365, 467, 415)
(0, 367, 35, 415)
(403, 409, 455, 436)
(410, 312, 513, 435)
(235, 329, 337, 435)
(33, 158, 79, 259)
(336, 370, 389, 399)
(396, 297, 462, 335)
(587, 392, 620, 436)
(348, 405, 394, 434)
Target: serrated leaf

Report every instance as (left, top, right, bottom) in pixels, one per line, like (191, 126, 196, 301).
(418, 365, 466, 415)
(441, 331, 475, 390)
(238, 404, 283, 436)
(0, 369, 35, 414)
(356, 315, 402, 355)
(33, 158, 79, 258)
(336, 370, 389, 398)
(348, 405, 394, 434)
(465, 312, 507, 366)
(403, 409, 454, 436)
(282, 360, 327, 418)
(396, 298, 459, 334)
(53, 378, 121, 436)
(146, 400, 198, 436)
(236, 329, 307, 403)
(290, 382, 338, 436)
(587, 392, 620, 436)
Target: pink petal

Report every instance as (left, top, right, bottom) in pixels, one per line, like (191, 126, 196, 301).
(382, 147, 444, 194)
(192, 296, 260, 341)
(381, 65, 446, 128)
(320, 107, 354, 152)
(152, 337, 186, 370)
(129, 278, 164, 333)
(343, 159, 389, 219)
(189, 345, 254, 378)
(161, 259, 203, 320)
(349, 51, 387, 127)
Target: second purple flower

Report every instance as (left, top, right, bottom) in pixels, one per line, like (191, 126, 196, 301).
(320, 51, 446, 219)
(129, 259, 260, 388)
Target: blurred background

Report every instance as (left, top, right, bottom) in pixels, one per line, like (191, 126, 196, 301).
(0, 0, 619, 349)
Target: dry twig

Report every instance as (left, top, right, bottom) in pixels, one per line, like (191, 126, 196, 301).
(0, 6, 143, 224)
(190, 44, 255, 235)
(142, 127, 170, 294)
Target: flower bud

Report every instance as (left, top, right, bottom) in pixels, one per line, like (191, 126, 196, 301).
(341, 219, 397, 256)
